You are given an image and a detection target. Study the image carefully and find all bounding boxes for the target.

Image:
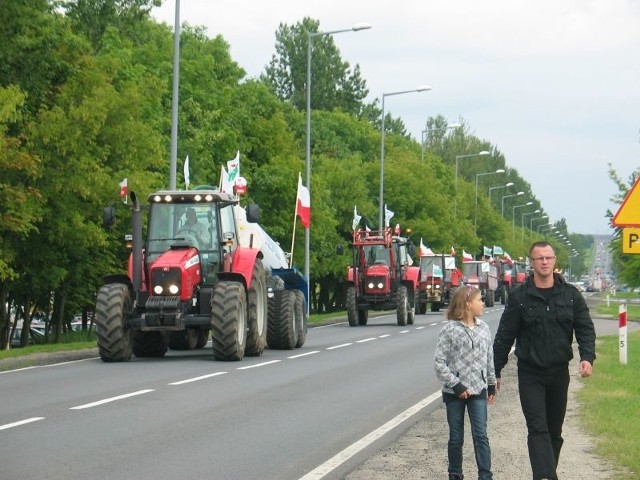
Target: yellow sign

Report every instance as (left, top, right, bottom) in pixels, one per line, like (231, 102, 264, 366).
(622, 228, 640, 254)
(613, 178, 640, 227)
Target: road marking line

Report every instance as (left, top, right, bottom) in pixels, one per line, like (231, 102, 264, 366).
(326, 343, 353, 350)
(288, 351, 320, 359)
(69, 389, 154, 410)
(299, 390, 442, 480)
(0, 417, 45, 431)
(399, 330, 409, 334)
(378, 334, 391, 338)
(429, 322, 439, 326)
(356, 338, 376, 343)
(169, 372, 227, 385)
(237, 360, 281, 370)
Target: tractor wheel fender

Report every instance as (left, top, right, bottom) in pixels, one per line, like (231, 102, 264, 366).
(230, 247, 260, 288)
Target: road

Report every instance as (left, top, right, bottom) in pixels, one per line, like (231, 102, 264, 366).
(0, 307, 506, 480)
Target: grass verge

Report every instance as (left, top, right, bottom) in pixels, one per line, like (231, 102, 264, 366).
(580, 330, 640, 477)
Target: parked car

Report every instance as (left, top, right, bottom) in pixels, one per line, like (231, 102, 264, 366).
(10, 325, 46, 347)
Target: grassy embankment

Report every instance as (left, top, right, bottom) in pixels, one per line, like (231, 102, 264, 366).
(579, 291, 640, 477)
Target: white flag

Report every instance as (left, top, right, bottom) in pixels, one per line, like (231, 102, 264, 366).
(384, 204, 394, 228)
(183, 155, 190, 189)
(352, 206, 362, 230)
(220, 165, 233, 194)
(227, 150, 240, 183)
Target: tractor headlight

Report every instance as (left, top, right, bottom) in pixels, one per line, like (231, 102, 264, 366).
(368, 282, 374, 289)
(154, 285, 163, 295)
(168, 284, 179, 295)
(435, 285, 441, 290)
(151, 268, 181, 296)
(377, 282, 384, 289)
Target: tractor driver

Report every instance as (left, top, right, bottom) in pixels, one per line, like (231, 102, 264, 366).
(179, 207, 209, 247)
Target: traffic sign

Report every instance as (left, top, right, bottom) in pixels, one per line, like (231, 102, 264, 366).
(613, 177, 640, 227)
(622, 228, 640, 253)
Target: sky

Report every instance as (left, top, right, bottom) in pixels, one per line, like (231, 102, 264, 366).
(151, 0, 640, 235)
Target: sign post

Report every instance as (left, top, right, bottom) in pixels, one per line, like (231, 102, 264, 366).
(619, 304, 627, 365)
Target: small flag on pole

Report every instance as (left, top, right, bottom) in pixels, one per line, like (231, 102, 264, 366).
(384, 204, 394, 228)
(296, 174, 311, 228)
(119, 178, 128, 204)
(352, 206, 362, 231)
(183, 155, 190, 190)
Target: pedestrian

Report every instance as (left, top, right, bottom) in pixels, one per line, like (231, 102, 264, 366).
(434, 284, 497, 480)
(493, 240, 596, 480)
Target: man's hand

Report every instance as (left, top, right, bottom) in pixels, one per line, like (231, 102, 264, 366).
(579, 360, 593, 378)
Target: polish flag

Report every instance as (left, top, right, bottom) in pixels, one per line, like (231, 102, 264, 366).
(296, 174, 311, 228)
(462, 250, 473, 262)
(119, 178, 128, 198)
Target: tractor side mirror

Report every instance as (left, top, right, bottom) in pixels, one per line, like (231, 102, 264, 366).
(103, 206, 116, 228)
(336, 244, 344, 255)
(407, 243, 416, 256)
(246, 203, 260, 223)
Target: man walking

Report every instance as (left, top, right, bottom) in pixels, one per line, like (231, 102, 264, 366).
(493, 241, 596, 480)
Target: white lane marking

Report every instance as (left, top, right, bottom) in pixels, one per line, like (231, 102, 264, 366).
(69, 389, 154, 410)
(0, 357, 98, 375)
(378, 334, 391, 338)
(299, 390, 442, 480)
(169, 372, 227, 385)
(356, 338, 376, 344)
(0, 417, 45, 431)
(313, 322, 346, 329)
(399, 330, 409, 334)
(415, 326, 426, 330)
(237, 360, 281, 370)
(288, 351, 320, 359)
(326, 343, 353, 350)
(429, 322, 439, 326)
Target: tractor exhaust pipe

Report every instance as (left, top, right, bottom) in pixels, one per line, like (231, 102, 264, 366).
(130, 191, 143, 292)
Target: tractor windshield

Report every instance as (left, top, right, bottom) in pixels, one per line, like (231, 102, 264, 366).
(364, 245, 390, 266)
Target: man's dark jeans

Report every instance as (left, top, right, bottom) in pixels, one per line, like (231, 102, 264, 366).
(443, 392, 493, 480)
(518, 363, 570, 480)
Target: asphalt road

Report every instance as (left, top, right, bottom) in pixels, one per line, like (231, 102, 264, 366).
(0, 306, 506, 480)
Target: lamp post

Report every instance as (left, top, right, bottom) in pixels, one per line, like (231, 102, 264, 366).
(538, 223, 555, 234)
(488, 182, 514, 207)
(168, 0, 182, 189)
(421, 123, 460, 161)
(454, 151, 491, 217)
(305, 23, 371, 306)
(474, 169, 505, 232)
(379, 85, 432, 229)
(530, 215, 548, 231)
(500, 191, 524, 217)
(512, 202, 533, 241)
(521, 209, 541, 242)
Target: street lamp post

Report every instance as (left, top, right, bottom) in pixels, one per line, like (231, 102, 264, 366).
(530, 215, 548, 231)
(474, 169, 505, 232)
(512, 202, 533, 241)
(421, 123, 460, 161)
(521, 209, 541, 242)
(538, 224, 555, 234)
(488, 182, 514, 206)
(305, 22, 371, 306)
(501, 191, 524, 217)
(454, 151, 491, 217)
(379, 85, 432, 229)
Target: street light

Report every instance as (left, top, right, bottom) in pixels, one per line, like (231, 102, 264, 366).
(501, 191, 524, 217)
(474, 169, 505, 232)
(421, 123, 461, 161)
(530, 215, 548, 230)
(488, 182, 514, 206)
(305, 22, 371, 305)
(512, 202, 533, 241)
(521, 209, 541, 242)
(378, 85, 432, 229)
(538, 223, 555, 234)
(454, 150, 491, 217)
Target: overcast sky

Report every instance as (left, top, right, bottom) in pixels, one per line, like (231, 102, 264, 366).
(152, 0, 640, 235)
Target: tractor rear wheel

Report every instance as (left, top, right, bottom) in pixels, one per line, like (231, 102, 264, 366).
(168, 329, 198, 350)
(211, 281, 247, 361)
(346, 286, 358, 327)
(293, 290, 307, 348)
(418, 292, 427, 315)
(133, 331, 168, 357)
(396, 285, 408, 326)
(245, 259, 268, 357)
(95, 283, 133, 362)
(267, 289, 296, 349)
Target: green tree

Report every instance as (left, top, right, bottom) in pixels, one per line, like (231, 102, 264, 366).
(262, 17, 369, 117)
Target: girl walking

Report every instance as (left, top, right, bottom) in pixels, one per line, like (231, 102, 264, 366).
(434, 285, 497, 480)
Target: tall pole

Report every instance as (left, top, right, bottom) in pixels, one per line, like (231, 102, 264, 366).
(474, 169, 504, 233)
(501, 191, 524, 217)
(454, 151, 490, 218)
(305, 24, 371, 311)
(521, 209, 541, 242)
(378, 86, 431, 229)
(169, 0, 181, 189)
(512, 202, 532, 241)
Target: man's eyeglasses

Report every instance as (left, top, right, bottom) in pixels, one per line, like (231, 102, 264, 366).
(531, 256, 556, 262)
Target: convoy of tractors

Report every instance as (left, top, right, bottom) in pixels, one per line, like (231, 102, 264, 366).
(95, 183, 530, 361)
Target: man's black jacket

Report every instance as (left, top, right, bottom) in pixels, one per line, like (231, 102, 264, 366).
(493, 273, 596, 377)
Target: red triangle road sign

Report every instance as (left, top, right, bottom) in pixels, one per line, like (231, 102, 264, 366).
(613, 177, 640, 227)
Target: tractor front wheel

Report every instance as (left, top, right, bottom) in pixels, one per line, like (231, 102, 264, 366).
(211, 281, 247, 361)
(95, 283, 133, 362)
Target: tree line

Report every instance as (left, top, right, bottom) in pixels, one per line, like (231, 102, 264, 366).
(1, 1, 612, 347)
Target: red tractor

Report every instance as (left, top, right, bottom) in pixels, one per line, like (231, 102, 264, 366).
(513, 260, 528, 286)
(416, 254, 458, 313)
(96, 188, 307, 362)
(462, 260, 498, 307)
(340, 228, 420, 326)
(494, 259, 514, 305)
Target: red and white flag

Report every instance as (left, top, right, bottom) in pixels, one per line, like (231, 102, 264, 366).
(119, 178, 128, 200)
(462, 250, 473, 262)
(296, 174, 311, 228)
(451, 245, 456, 256)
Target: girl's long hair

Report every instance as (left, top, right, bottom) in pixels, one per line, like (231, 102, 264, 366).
(446, 285, 481, 321)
